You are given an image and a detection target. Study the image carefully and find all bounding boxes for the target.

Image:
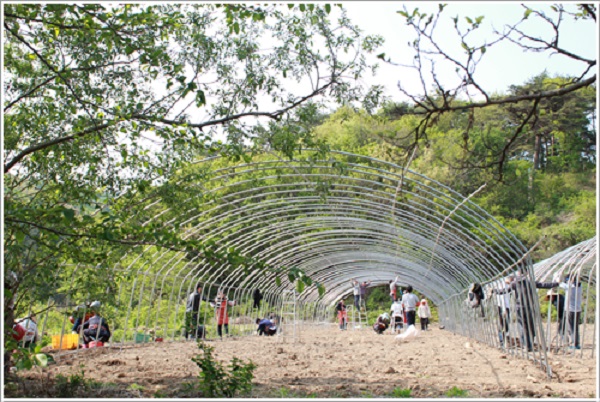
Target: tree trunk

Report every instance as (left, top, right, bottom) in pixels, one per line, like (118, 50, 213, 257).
(533, 134, 542, 170)
(4, 295, 16, 377)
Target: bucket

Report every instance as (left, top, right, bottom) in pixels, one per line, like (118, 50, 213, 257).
(51, 334, 79, 350)
(134, 333, 151, 343)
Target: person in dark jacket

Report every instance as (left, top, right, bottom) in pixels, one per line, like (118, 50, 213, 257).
(252, 289, 263, 309)
(185, 284, 210, 339)
(78, 301, 111, 346)
(256, 318, 277, 336)
(492, 271, 560, 352)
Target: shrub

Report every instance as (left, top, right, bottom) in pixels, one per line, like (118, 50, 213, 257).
(192, 341, 256, 397)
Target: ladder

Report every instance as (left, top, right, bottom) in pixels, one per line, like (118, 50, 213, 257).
(351, 298, 369, 330)
(279, 290, 298, 343)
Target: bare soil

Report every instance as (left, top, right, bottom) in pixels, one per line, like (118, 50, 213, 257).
(7, 324, 597, 399)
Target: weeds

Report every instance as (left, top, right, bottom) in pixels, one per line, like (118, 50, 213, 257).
(390, 387, 412, 398)
(275, 387, 318, 398)
(445, 386, 468, 397)
(153, 389, 167, 398)
(191, 341, 256, 397)
(129, 383, 145, 391)
(54, 369, 88, 398)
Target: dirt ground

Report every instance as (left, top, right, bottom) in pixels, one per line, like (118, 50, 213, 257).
(7, 324, 598, 399)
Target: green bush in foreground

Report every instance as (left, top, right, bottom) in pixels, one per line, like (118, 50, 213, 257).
(192, 341, 256, 397)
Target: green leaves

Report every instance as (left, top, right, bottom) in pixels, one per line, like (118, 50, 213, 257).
(62, 208, 75, 221)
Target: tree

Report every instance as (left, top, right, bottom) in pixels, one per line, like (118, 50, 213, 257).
(379, 3, 596, 181)
(3, 3, 382, 373)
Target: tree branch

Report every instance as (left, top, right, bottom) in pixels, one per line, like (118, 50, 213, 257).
(4, 122, 117, 173)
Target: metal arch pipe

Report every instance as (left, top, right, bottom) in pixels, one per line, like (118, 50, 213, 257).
(42, 151, 544, 360)
(171, 190, 516, 290)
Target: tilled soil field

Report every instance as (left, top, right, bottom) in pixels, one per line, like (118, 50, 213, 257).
(6, 324, 597, 399)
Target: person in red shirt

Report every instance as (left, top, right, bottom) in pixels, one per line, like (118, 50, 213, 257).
(212, 292, 236, 338)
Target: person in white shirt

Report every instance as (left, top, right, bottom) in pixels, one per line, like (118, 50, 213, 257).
(351, 279, 361, 310)
(16, 314, 38, 348)
(401, 285, 420, 326)
(560, 275, 583, 349)
(390, 299, 404, 333)
(417, 299, 431, 331)
(389, 275, 399, 302)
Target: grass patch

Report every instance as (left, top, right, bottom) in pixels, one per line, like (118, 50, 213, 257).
(390, 387, 412, 398)
(445, 386, 468, 397)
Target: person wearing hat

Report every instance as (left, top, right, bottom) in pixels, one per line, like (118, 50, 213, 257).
(390, 297, 404, 334)
(373, 312, 390, 334)
(15, 314, 38, 348)
(70, 304, 93, 334)
(545, 288, 566, 341)
(417, 299, 432, 331)
(79, 301, 111, 346)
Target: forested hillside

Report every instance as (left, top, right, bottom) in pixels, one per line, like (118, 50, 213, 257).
(311, 73, 596, 261)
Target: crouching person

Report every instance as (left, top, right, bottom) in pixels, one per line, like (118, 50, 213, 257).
(256, 318, 277, 336)
(373, 312, 390, 334)
(80, 301, 111, 346)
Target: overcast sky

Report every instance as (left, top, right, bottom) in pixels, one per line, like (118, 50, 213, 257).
(341, 1, 597, 102)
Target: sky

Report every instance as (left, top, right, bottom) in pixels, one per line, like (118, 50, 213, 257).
(340, 1, 597, 103)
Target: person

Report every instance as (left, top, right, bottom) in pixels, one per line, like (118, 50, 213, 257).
(335, 299, 347, 330)
(560, 275, 583, 349)
(373, 312, 390, 334)
(185, 284, 210, 339)
(79, 301, 111, 346)
(491, 270, 560, 352)
(359, 281, 371, 307)
(417, 299, 431, 331)
(389, 275, 399, 302)
(467, 282, 486, 317)
(496, 276, 513, 345)
(545, 288, 566, 343)
(401, 288, 408, 324)
(256, 318, 277, 336)
(390, 298, 404, 333)
(70, 304, 93, 334)
(351, 279, 361, 310)
(401, 285, 420, 326)
(212, 292, 236, 338)
(15, 314, 38, 348)
(252, 289, 263, 309)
